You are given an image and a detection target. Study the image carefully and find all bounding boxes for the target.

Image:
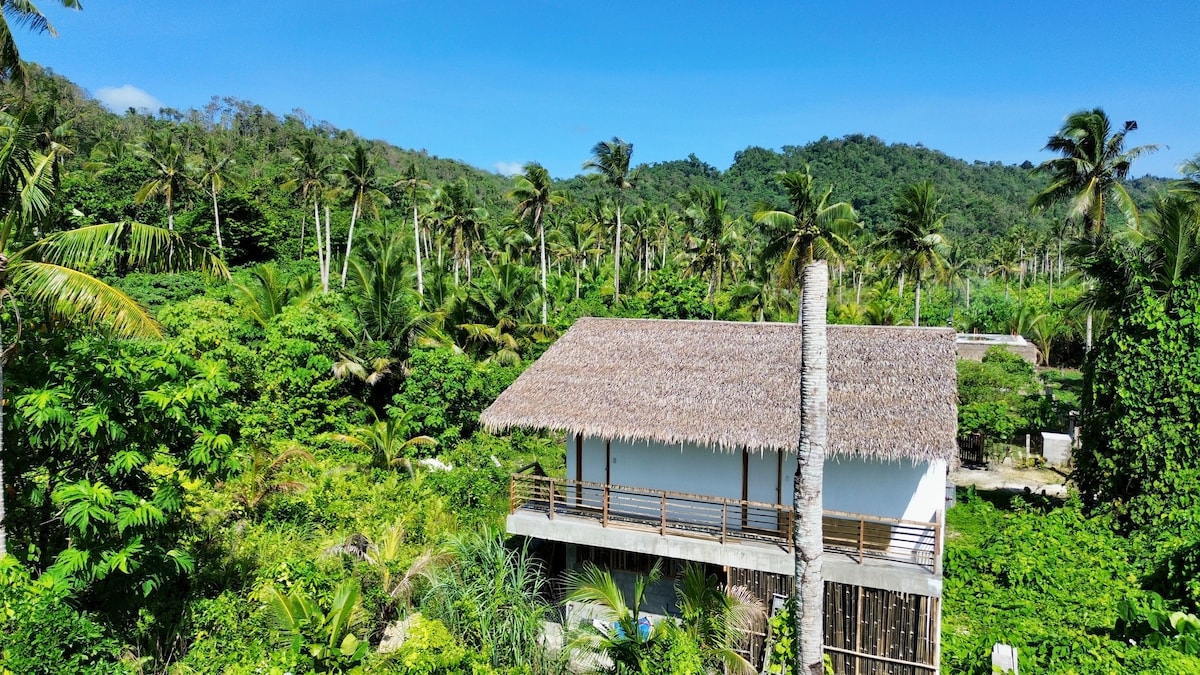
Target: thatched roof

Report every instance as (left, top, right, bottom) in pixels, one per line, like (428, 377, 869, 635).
(481, 318, 957, 462)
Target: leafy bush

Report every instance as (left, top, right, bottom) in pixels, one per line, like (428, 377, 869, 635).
(956, 347, 1049, 445)
(393, 348, 520, 444)
(942, 490, 1200, 673)
(1079, 280, 1200, 528)
(0, 559, 126, 674)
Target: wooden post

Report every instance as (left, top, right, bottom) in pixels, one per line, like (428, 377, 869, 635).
(660, 493, 667, 535)
(934, 512, 944, 575)
(722, 502, 728, 544)
(600, 482, 609, 526)
(548, 478, 555, 520)
(858, 517, 866, 564)
(509, 476, 516, 512)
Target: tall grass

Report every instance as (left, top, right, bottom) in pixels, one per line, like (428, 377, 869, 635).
(421, 529, 567, 674)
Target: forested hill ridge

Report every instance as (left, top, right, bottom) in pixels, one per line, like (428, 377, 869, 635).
(561, 136, 1165, 245)
(22, 64, 1163, 262)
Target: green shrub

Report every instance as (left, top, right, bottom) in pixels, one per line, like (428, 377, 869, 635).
(0, 559, 127, 674)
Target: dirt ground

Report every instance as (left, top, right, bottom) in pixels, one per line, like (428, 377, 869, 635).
(949, 461, 1070, 499)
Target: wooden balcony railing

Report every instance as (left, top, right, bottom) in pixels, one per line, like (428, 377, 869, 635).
(510, 473, 941, 573)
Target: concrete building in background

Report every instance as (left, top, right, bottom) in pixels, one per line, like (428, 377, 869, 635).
(482, 318, 958, 674)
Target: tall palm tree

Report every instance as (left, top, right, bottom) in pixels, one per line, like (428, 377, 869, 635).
(1031, 108, 1157, 234)
(283, 136, 332, 291)
(396, 162, 431, 298)
(683, 186, 738, 302)
(794, 260, 828, 675)
(339, 142, 389, 288)
(755, 166, 860, 291)
(882, 180, 950, 327)
(135, 130, 188, 233)
(0, 0, 82, 87)
(508, 161, 563, 325)
(441, 177, 486, 286)
(549, 211, 598, 301)
(583, 137, 634, 303)
(193, 136, 239, 257)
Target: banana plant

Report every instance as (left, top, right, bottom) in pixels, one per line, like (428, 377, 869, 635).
(264, 578, 369, 673)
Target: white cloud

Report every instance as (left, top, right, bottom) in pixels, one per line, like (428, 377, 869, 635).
(95, 85, 163, 113)
(493, 161, 524, 177)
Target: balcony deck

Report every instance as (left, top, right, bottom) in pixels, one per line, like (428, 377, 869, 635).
(509, 473, 942, 590)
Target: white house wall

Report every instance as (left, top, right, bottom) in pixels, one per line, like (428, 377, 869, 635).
(822, 456, 947, 524)
(565, 436, 945, 524)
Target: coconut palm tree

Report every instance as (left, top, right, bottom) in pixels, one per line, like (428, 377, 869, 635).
(565, 562, 674, 672)
(322, 407, 436, 474)
(347, 224, 429, 357)
(882, 180, 950, 327)
(135, 130, 188, 233)
(339, 142, 389, 288)
(794, 260, 828, 675)
(230, 442, 314, 514)
(441, 177, 486, 286)
(283, 136, 333, 291)
(676, 563, 765, 675)
(1031, 108, 1157, 234)
(396, 162, 431, 297)
(549, 210, 599, 301)
(583, 137, 635, 303)
(682, 187, 739, 303)
(755, 166, 860, 291)
(1174, 155, 1200, 203)
(0, 0, 82, 87)
(232, 262, 316, 328)
(193, 135, 239, 257)
(508, 162, 564, 324)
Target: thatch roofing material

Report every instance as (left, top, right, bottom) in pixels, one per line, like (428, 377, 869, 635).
(481, 318, 957, 462)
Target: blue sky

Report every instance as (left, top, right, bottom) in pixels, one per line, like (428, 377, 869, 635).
(21, 1, 1200, 179)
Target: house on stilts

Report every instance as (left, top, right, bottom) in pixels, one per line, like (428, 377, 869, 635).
(480, 317, 958, 674)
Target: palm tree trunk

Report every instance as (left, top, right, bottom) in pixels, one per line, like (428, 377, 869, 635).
(575, 261, 580, 300)
(914, 278, 922, 327)
(0, 329, 7, 558)
(614, 202, 622, 303)
(211, 181, 224, 255)
(324, 206, 333, 293)
(795, 260, 828, 675)
(966, 278, 971, 309)
(313, 200, 323, 289)
(413, 204, 424, 297)
(537, 206, 547, 325)
(454, 235, 461, 286)
(341, 199, 360, 288)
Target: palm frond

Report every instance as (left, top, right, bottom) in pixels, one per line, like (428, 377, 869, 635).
(10, 261, 160, 338)
(25, 221, 229, 278)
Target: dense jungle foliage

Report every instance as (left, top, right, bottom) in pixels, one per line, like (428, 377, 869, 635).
(1, 43, 1200, 674)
